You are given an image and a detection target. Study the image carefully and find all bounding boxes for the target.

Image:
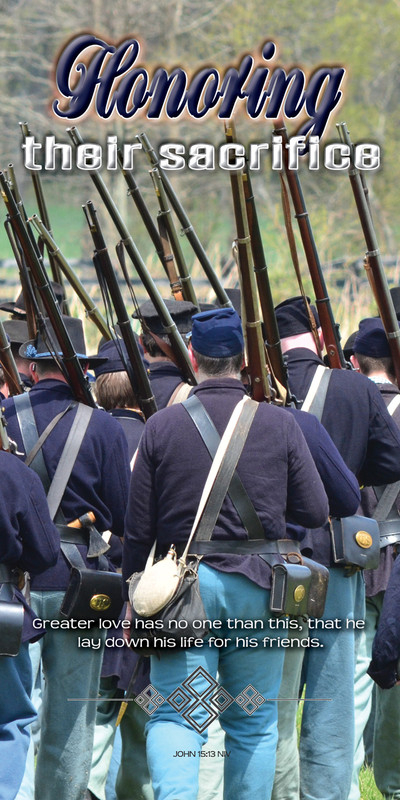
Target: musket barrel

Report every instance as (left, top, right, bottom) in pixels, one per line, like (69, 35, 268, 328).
(137, 132, 233, 309)
(67, 127, 196, 386)
(337, 121, 400, 386)
(30, 215, 111, 341)
(225, 121, 271, 403)
(116, 149, 167, 275)
(84, 201, 157, 419)
(149, 167, 199, 309)
(3, 216, 38, 340)
(20, 121, 69, 309)
(0, 172, 95, 407)
(273, 119, 346, 369)
(118, 149, 187, 298)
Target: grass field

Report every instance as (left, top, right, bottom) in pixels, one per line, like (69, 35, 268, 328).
(359, 765, 384, 799)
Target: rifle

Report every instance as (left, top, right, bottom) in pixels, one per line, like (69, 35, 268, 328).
(7, 164, 50, 305)
(224, 121, 271, 403)
(0, 172, 96, 407)
(116, 149, 170, 277)
(0, 319, 25, 396)
(3, 216, 38, 340)
(83, 201, 158, 419)
(7, 164, 31, 234)
(4, 166, 46, 338)
(156, 210, 185, 301)
(67, 126, 196, 387)
(137, 132, 233, 309)
(29, 215, 111, 342)
(273, 118, 346, 369)
(241, 159, 289, 401)
(337, 122, 400, 386)
(20, 122, 70, 314)
(149, 167, 199, 309)
(117, 152, 187, 301)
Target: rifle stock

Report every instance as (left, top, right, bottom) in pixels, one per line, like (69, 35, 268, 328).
(241, 165, 289, 402)
(156, 212, 185, 300)
(0, 405, 13, 452)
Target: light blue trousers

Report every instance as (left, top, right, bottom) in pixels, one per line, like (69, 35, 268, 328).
(28, 590, 105, 800)
(88, 679, 224, 800)
(87, 676, 154, 800)
(0, 643, 36, 800)
(146, 564, 285, 800)
(272, 569, 365, 800)
(351, 592, 400, 800)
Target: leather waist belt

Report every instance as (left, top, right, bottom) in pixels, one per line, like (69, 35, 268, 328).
(378, 519, 400, 535)
(187, 539, 301, 556)
(0, 564, 17, 584)
(56, 524, 89, 547)
(378, 520, 400, 547)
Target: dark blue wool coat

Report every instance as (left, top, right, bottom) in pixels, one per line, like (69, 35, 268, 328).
(3, 379, 130, 590)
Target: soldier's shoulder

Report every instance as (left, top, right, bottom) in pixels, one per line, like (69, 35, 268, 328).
(90, 405, 133, 436)
(330, 366, 379, 397)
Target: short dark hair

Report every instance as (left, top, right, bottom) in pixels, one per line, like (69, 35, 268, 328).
(192, 348, 243, 377)
(141, 331, 170, 358)
(34, 359, 63, 378)
(95, 371, 138, 410)
(355, 353, 395, 381)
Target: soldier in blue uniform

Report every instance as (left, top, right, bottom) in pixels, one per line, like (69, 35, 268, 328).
(122, 307, 330, 800)
(94, 338, 146, 460)
(87, 337, 147, 800)
(133, 298, 197, 408)
(0, 283, 66, 391)
(368, 551, 400, 688)
(0, 447, 60, 800)
(349, 318, 400, 800)
(3, 318, 131, 800)
(272, 297, 400, 800)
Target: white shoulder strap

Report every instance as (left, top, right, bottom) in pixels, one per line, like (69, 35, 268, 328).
(167, 382, 192, 406)
(387, 394, 400, 416)
(143, 396, 255, 570)
(301, 365, 328, 413)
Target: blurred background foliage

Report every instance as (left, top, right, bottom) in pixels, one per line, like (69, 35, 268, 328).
(0, 0, 399, 343)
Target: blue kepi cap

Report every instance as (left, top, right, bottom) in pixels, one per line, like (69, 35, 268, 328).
(191, 307, 244, 357)
(354, 318, 391, 358)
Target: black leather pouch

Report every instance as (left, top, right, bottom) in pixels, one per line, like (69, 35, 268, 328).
(330, 515, 380, 569)
(270, 562, 312, 616)
(60, 568, 124, 622)
(301, 556, 330, 618)
(0, 583, 24, 656)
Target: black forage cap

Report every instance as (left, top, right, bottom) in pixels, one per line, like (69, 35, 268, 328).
(275, 296, 320, 338)
(132, 299, 198, 335)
